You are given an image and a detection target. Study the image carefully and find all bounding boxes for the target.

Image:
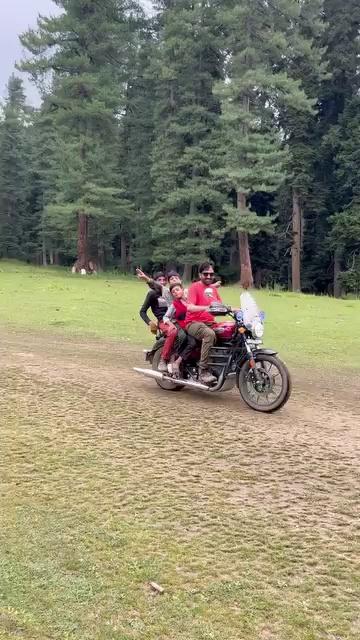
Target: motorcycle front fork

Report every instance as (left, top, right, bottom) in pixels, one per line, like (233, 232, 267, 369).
(244, 342, 262, 384)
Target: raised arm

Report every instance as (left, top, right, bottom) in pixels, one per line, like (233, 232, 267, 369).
(136, 268, 151, 284)
(136, 268, 162, 295)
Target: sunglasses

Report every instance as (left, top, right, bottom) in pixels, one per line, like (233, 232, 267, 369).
(202, 272, 214, 277)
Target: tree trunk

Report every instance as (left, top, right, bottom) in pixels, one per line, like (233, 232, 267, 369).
(120, 233, 127, 273)
(291, 189, 302, 292)
(254, 268, 262, 289)
(127, 237, 132, 272)
(333, 248, 343, 298)
(237, 191, 253, 289)
(49, 249, 54, 265)
(77, 212, 89, 270)
(42, 239, 47, 267)
(183, 263, 192, 282)
(183, 179, 197, 284)
(229, 231, 239, 270)
(98, 242, 105, 271)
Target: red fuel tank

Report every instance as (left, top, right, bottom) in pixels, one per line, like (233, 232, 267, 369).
(214, 321, 236, 340)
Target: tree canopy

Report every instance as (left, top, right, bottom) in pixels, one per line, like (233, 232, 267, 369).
(0, 0, 358, 294)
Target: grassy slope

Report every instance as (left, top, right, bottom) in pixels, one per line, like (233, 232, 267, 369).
(0, 260, 359, 367)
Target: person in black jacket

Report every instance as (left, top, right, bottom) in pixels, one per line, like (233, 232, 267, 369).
(139, 272, 177, 373)
(139, 273, 168, 329)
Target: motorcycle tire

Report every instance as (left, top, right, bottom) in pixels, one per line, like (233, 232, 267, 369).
(152, 349, 184, 392)
(238, 354, 291, 413)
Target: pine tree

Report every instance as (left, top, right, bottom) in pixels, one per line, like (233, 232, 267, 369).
(329, 97, 360, 295)
(213, 0, 315, 288)
(318, 0, 360, 295)
(22, 120, 43, 263)
(277, 0, 326, 292)
(149, 0, 225, 277)
(0, 75, 30, 258)
(19, 0, 141, 271)
(120, 28, 157, 270)
(29, 100, 62, 265)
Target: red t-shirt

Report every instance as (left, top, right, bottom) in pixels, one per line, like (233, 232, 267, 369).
(185, 281, 222, 325)
(172, 298, 187, 328)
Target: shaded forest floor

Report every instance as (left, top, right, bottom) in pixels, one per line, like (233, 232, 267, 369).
(0, 329, 359, 640)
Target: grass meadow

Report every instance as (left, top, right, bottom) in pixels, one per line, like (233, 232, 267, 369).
(0, 260, 359, 367)
(0, 260, 359, 640)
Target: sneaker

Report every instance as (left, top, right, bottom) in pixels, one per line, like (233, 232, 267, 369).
(158, 358, 168, 373)
(199, 369, 217, 385)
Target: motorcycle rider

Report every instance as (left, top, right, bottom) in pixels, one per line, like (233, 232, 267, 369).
(139, 272, 179, 374)
(185, 262, 223, 385)
(136, 267, 221, 300)
(136, 267, 181, 306)
(138, 266, 222, 377)
(163, 282, 211, 377)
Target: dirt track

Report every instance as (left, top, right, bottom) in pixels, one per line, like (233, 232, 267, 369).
(1, 327, 359, 419)
(1, 329, 359, 638)
(1, 329, 359, 518)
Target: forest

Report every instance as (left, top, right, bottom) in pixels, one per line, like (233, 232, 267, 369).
(0, 0, 359, 295)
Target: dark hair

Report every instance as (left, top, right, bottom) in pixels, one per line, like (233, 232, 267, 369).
(170, 282, 183, 293)
(167, 270, 180, 279)
(199, 261, 214, 274)
(153, 271, 166, 281)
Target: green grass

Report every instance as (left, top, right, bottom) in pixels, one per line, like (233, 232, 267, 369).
(0, 260, 359, 367)
(0, 354, 358, 640)
(0, 260, 359, 639)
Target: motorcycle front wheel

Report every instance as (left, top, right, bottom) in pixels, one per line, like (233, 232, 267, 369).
(238, 354, 291, 413)
(152, 349, 184, 392)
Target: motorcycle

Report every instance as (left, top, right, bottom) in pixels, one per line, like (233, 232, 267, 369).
(134, 292, 291, 413)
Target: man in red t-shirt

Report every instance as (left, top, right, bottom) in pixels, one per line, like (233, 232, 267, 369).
(185, 262, 222, 385)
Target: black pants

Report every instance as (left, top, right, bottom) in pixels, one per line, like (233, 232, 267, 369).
(175, 329, 197, 362)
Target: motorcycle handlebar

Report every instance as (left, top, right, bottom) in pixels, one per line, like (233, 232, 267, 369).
(209, 304, 234, 316)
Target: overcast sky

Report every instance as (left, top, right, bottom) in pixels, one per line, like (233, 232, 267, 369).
(0, 0, 153, 107)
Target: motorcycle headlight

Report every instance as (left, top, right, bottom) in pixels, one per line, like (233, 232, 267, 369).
(252, 321, 264, 338)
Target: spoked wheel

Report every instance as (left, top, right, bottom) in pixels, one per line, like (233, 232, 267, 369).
(152, 349, 184, 392)
(238, 354, 291, 413)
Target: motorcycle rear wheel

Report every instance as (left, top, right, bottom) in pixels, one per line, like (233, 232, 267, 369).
(152, 349, 184, 392)
(238, 354, 291, 413)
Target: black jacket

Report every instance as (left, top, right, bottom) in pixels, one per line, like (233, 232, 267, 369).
(139, 289, 168, 325)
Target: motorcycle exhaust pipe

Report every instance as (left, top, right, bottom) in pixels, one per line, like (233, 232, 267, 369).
(169, 378, 210, 391)
(133, 368, 210, 391)
(133, 367, 163, 380)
